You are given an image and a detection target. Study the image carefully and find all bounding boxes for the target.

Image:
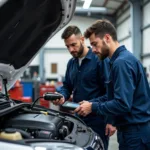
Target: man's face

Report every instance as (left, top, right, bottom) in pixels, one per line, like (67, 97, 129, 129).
(89, 33, 109, 60)
(64, 34, 84, 58)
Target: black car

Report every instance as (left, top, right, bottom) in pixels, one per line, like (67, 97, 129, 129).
(0, 0, 104, 150)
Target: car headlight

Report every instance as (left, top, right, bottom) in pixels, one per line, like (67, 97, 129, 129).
(90, 134, 104, 150)
(33, 143, 84, 150)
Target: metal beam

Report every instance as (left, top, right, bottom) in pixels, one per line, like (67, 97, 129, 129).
(116, 15, 130, 26)
(141, 53, 150, 59)
(142, 24, 150, 31)
(114, 0, 128, 16)
(110, 0, 125, 2)
(118, 35, 131, 43)
(103, 0, 109, 7)
(39, 48, 45, 83)
(143, 0, 150, 6)
(90, 6, 116, 10)
(74, 14, 115, 24)
(129, 0, 142, 60)
(43, 47, 66, 51)
(116, 5, 130, 19)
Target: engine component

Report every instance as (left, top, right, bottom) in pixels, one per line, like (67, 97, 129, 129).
(4, 113, 64, 138)
(36, 130, 53, 139)
(59, 125, 70, 140)
(0, 103, 104, 149)
(0, 128, 22, 140)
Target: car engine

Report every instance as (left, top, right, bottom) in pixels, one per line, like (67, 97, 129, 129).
(4, 113, 65, 139)
(0, 103, 104, 150)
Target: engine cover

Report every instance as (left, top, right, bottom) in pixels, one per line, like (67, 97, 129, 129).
(4, 113, 63, 137)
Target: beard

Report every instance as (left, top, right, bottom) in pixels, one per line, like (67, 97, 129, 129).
(98, 41, 109, 60)
(71, 42, 84, 58)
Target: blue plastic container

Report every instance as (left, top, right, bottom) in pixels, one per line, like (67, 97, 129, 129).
(21, 81, 33, 98)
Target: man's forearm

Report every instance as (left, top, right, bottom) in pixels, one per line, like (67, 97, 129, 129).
(89, 94, 107, 103)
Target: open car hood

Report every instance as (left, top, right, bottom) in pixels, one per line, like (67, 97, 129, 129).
(0, 0, 76, 93)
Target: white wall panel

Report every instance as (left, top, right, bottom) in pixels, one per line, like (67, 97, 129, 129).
(44, 50, 72, 79)
(117, 3, 130, 18)
(116, 9, 130, 25)
(116, 7, 132, 53)
(119, 37, 132, 53)
(44, 16, 97, 48)
(143, 28, 150, 54)
(30, 16, 97, 78)
(143, 2, 150, 75)
(143, 2, 150, 27)
(143, 2, 150, 54)
(117, 18, 131, 40)
(143, 58, 150, 84)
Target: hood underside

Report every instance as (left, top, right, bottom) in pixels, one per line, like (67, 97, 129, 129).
(0, 0, 76, 92)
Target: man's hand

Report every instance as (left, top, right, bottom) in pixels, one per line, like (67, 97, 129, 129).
(105, 124, 116, 137)
(74, 101, 92, 116)
(52, 93, 65, 105)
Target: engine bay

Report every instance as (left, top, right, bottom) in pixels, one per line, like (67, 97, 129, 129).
(3, 113, 77, 142)
(0, 103, 102, 149)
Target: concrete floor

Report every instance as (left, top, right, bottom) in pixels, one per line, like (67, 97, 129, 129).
(108, 133, 118, 150)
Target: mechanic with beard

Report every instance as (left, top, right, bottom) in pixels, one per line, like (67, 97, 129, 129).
(75, 20, 150, 150)
(52, 25, 116, 150)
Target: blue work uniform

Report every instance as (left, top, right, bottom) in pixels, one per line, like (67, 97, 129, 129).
(92, 45, 150, 150)
(60, 48, 110, 150)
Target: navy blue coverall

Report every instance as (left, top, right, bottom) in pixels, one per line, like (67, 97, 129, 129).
(60, 48, 110, 150)
(91, 45, 150, 150)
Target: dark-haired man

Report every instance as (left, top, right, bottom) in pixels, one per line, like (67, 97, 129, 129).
(75, 20, 150, 150)
(52, 25, 116, 150)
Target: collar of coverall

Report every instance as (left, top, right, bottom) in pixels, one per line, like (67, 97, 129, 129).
(73, 47, 93, 61)
(109, 45, 126, 66)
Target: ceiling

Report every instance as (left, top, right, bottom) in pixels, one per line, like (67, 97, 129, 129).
(75, 0, 128, 20)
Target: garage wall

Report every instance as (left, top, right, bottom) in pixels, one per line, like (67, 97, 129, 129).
(116, 3, 132, 52)
(30, 1, 150, 81)
(44, 16, 96, 48)
(143, 58, 150, 83)
(30, 16, 97, 79)
(115, 0, 150, 83)
(30, 53, 39, 66)
(44, 50, 71, 79)
(142, 1, 150, 83)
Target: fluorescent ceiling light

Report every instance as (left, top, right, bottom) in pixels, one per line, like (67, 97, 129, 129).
(76, 7, 107, 13)
(83, 0, 92, 9)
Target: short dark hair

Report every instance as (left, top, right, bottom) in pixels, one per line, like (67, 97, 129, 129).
(61, 25, 82, 39)
(84, 19, 117, 41)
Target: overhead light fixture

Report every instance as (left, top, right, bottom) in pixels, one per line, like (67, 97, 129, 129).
(83, 0, 92, 9)
(76, 7, 107, 13)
